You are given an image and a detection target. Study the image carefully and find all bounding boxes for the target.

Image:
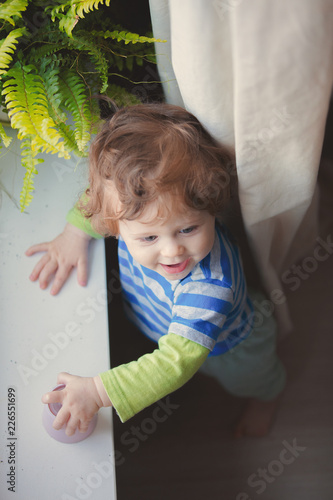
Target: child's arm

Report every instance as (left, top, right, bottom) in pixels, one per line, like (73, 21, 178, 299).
(41, 333, 209, 434)
(100, 333, 210, 422)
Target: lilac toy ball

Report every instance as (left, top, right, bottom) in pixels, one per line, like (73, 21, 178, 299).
(42, 384, 98, 444)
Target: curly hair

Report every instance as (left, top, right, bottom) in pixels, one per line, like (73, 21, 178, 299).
(80, 103, 236, 236)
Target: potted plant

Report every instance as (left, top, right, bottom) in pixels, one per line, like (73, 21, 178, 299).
(0, 0, 165, 211)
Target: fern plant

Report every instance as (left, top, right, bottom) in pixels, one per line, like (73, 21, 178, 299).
(0, 0, 165, 211)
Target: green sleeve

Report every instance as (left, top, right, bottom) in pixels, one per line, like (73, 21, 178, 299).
(66, 203, 103, 239)
(99, 332, 210, 422)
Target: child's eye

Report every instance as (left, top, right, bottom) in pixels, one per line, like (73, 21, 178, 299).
(142, 235, 157, 242)
(180, 226, 197, 234)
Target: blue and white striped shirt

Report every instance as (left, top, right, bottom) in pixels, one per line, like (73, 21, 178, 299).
(118, 222, 254, 356)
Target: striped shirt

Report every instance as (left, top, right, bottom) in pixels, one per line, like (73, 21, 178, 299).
(118, 222, 254, 356)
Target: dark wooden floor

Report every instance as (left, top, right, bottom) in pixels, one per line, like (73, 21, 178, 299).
(105, 102, 333, 500)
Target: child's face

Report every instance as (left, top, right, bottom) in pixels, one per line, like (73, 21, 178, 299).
(118, 200, 216, 280)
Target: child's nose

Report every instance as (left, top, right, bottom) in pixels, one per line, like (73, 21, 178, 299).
(160, 239, 185, 258)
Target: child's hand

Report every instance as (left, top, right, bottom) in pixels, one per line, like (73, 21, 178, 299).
(42, 372, 111, 436)
(25, 223, 92, 295)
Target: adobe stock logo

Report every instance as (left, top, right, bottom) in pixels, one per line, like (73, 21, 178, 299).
(236, 438, 306, 499)
(282, 234, 333, 291)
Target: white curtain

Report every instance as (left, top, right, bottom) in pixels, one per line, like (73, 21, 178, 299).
(149, 0, 333, 334)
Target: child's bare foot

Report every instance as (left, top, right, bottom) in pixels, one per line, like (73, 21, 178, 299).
(233, 395, 281, 438)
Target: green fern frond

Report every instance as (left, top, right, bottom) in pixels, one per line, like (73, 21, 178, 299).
(58, 69, 92, 153)
(41, 69, 83, 155)
(0, 0, 28, 26)
(27, 31, 77, 72)
(28, 41, 67, 66)
(40, 68, 67, 123)
(70, 34, 109, 92)
(51, 0, 111, 37)
(20, 136, 44, 212)
(29, 33, 109, 93)
(0, 28, 26, 76)
(58, 15, 79, 37)
(57, 122, 83, 155)
(106, 83, 141, 107)
(40, 52, 76, 74)
(91, 29, 166, 45)
(0, 122, 12, 148)
(51, 0, 110, 16)
(74, 0, 111, 17)
(2, 64, 70, 158)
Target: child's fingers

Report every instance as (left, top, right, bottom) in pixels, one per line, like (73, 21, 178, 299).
(53, 408, 70, 432)
(38, 260, 59, 289)
(57, 372, 71, 386)
(29, 253, 51, 281)
(41, 389, 63, 405)
(77, 258, 88, 287)
(50, 264, 74, 296)
(78, 420, 90, 434)
(25, 242, 50, 256)
(65, 416, 80, 436)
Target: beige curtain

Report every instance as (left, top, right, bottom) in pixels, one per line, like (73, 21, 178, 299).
(149, 0, 333, 334)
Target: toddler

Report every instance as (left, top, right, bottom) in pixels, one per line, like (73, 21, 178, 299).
(26, 103, 286, 438)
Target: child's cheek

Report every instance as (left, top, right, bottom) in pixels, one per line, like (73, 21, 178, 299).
(133, 247, 152, 268)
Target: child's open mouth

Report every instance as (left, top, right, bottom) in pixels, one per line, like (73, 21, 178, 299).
(160, 259, 190, 274)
